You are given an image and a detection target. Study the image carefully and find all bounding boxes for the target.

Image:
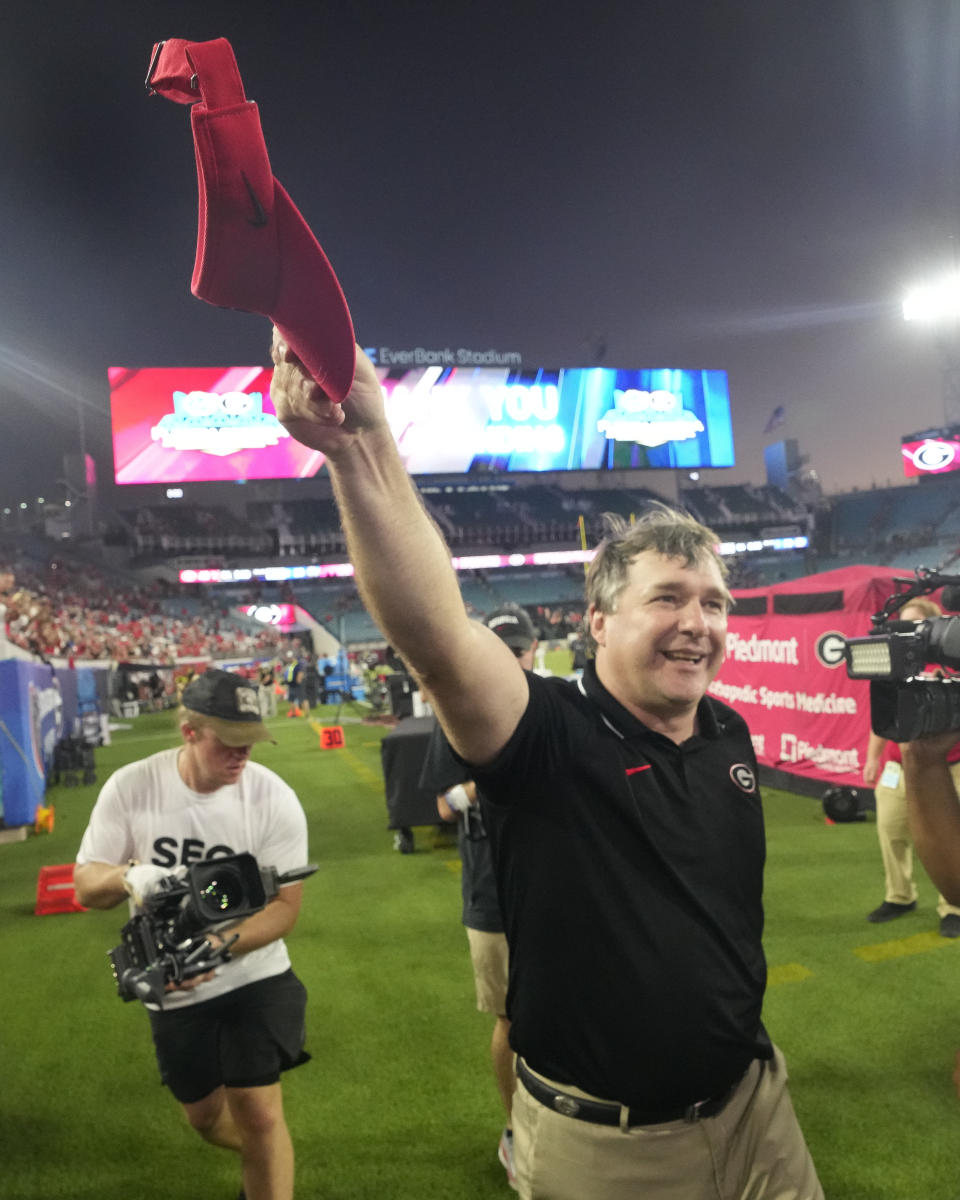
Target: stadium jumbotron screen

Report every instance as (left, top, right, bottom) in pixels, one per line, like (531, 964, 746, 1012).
(901, 432, 960, 477)
(109, 364, 735, 485)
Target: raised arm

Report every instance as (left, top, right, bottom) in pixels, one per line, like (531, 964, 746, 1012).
(901, 734, 960, 907)
(270, 333, 528, 764)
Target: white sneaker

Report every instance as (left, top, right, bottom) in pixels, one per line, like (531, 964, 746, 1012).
(498, 1127, 518, 1191)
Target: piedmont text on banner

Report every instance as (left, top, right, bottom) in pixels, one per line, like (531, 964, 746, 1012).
(710, 565, 909, 786)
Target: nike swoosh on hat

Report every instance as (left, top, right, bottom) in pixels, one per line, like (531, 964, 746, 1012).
(241, 172, 269, 227)
(146, 37, 356, 404)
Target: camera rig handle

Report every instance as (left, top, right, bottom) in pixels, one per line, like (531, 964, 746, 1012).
(871, 567, 960, 629)
(260, 862, 319, 896)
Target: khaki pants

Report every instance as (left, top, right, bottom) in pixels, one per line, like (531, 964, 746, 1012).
(465, 927, 509, 1015)
(513, 1046, 822, 1200)
(875, 761, 960, 917)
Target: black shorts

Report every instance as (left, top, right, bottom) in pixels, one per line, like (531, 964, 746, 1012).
(147, 969, 310, 1104)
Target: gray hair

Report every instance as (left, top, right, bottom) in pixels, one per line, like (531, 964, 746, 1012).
(584, 504, 728, 647)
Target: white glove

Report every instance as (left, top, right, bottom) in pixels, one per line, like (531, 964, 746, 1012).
(444, 784, 472, 814)
(123, 863, 186, 907)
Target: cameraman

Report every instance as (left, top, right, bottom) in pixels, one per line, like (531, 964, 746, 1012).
(74, 668, 309, 1200)
(862, 597, 960, 936)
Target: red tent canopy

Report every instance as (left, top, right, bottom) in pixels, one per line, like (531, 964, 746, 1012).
(712, 564, 917, 786)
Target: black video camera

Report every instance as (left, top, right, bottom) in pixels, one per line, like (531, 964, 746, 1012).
(843, 568, 960, 740)
(108, 852, 317, 1006)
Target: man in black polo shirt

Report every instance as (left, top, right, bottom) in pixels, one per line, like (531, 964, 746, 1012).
(271, 337, 823, 1199)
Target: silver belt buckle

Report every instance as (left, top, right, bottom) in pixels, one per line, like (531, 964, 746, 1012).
(552, 1093, 581, 1118)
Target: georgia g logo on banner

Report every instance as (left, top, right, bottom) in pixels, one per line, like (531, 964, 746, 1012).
(815, 631, 847, 669)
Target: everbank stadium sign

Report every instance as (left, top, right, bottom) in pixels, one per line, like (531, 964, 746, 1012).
(709, 567, 905, 785)
(365, 345, 522, 367)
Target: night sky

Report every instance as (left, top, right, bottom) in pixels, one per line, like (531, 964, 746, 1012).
(3, 1, 960, 506)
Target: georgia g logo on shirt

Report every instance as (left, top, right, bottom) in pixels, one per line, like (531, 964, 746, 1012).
(730, 763, 757, 793)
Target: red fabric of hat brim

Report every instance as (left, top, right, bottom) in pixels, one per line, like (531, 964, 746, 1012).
(148, 38, 356, 404)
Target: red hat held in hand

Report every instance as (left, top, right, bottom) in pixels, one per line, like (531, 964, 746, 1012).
(145, 37, 356, 404)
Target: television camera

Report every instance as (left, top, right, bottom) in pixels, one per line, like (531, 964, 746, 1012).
(843, 567, 960, 741)
(108, 852, 317, 1006)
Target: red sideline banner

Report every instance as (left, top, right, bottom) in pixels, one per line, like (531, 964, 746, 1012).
(710, 565, 912, 786)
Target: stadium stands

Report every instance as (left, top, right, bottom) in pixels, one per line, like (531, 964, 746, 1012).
(10, 469, 960, 665)
(116, 504, 276, 558)
(0, 557, 288, 666)
(824, 473, 960, 567)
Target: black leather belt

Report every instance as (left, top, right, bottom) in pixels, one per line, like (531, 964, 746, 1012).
(516, 1057, 747, 1127)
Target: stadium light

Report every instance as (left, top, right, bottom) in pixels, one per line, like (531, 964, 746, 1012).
(902, 268, 960, 426)
(902, 273, 960, 323)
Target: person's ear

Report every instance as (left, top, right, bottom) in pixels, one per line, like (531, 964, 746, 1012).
(589, 604, 606, 647)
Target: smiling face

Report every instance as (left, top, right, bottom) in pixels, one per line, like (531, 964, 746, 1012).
(589, 549, 730, 739)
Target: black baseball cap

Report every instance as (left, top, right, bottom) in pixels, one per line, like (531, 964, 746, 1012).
(484, 606, 537, 650)
(182, 668, 275, 746)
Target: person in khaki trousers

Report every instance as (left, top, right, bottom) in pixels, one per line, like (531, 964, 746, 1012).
(271, 338, 823, 1200)
(862, 597, 960, 936)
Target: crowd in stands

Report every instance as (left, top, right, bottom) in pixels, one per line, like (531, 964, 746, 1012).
(0, 480, 812, 667)
(0, 559, 287, 665)
(12, 476, 960, 668)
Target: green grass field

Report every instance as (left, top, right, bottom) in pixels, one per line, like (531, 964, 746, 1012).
(2, 695, 960, 1199)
